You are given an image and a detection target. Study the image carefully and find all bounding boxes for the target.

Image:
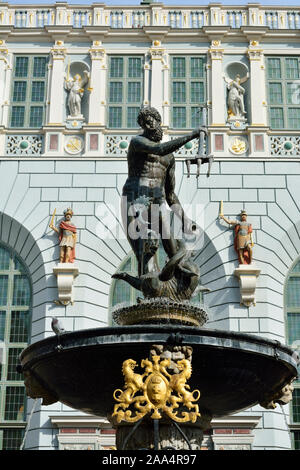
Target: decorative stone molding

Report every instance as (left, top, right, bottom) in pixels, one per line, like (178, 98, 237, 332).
(53, 263, 79, 306)
(6, 134, 44, 156)
(234, 264, 261, 307)
(51, 41, 67, 60)
(89, 46, 106, 61)
(209, 46, 224, 61)
(270, 135, 300, 156)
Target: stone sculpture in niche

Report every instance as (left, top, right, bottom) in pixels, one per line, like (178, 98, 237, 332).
(64, 70, 90, 118)
(225, 73, 248, 120)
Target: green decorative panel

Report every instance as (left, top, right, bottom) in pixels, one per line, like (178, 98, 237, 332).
(6, 135, 43, 156)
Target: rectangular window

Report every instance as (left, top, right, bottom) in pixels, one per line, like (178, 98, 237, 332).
(10, 311, 30, 343)
(108, 56, 143, 128)
(12, 275, 31, 306)
(292, 389, 300, 423)
(7, 348, 23, 381)
(10, 55, 48, 128)
(15, 57, 28, 78)
(31, 82, 45, 102)
(171, 56, 206, 129)
(2, 429, 24, 450)
(266, 56, 300, 129)
(11, 107, 25, 127)
(12, 82, 27, 102)
(4, 386, 26, 421)
(0, 247, 10, 270)
(0, 276, 8, 306)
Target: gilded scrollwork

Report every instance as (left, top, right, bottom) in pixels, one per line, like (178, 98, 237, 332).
(112, 355, 201, 424)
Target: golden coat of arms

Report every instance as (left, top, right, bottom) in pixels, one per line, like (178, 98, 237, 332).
(112, 355, 201, 424)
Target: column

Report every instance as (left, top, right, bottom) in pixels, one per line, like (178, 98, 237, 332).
(88, 42, 106, 125)
(149, 41, 165, 118)
(209, 41, 225, 125)
(48, 41, 67, 125)
(247, 42, 267, 126)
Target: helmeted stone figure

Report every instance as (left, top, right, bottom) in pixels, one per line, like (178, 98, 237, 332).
(220, 209, 253, 264)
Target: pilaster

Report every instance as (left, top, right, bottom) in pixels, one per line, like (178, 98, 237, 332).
(209, 40, 225, 126)
(88, 41, 106, 126)
(149, 40, 166, 118)
(247, 41, 267, 127)
(48, 40, 67, 125)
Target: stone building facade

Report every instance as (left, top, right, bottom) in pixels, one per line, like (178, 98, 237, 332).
(0, 1, 299, 450)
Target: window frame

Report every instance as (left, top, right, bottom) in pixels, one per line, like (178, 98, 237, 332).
(266, 56, 300, 130)
(9, 55, 48, 129)
(0, 243, 32, 432)
(170, 55, 207, 129)
(107, 55, 144, 129)
(284, 257, 300, 448)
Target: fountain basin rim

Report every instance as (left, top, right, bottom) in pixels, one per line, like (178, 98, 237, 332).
(20, 324, 298, 372)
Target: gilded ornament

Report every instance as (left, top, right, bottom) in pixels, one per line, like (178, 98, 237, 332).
(230, 137, 247, 155)
(153, 40, 160, 46)
(212, 40, 220, 47)
(112, 355, 200, 424)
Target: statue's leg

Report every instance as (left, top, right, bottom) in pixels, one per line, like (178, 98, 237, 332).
(60, 247, 66, 263)
(65, 246, 72, 263)
(238, 249, 244, 265)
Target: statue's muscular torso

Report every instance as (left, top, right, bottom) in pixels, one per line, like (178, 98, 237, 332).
(122, 135, 175, 203)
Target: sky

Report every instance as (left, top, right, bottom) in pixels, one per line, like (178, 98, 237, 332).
(5, 0, 300, 6)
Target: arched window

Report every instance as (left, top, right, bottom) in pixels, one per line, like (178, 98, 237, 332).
(109, 245, 203, 325)
(285, 258, 300, 449)
(0, 244, 32, 450)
